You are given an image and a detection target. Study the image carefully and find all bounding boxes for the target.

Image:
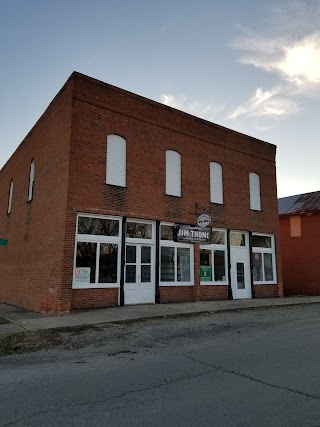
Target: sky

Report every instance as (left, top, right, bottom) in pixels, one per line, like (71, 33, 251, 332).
(0, 0, 319, 198)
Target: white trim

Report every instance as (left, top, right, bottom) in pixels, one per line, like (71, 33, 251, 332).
(166, 150, 181, 197)
(252, 233, 277, 285)
(106, 134, 126, 187)
(73, 213, 122, 289)
(249, 172, 261, 211)
(125, 218, 156, 244)
(210, 162, 223, 204)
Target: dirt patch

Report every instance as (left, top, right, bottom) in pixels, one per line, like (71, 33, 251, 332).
(0, 317, 11, 325)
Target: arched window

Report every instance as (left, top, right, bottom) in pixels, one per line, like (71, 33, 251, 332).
(7, 179, 13, 214)
(210, 162, 223, 204)
(249, 172, 261, 211)
(28, 159, 35, 201)
(166, 150, 181, 197)
(106, 135, 126, 187)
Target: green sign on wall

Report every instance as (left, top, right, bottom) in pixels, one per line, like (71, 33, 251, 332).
(0, 239, 8, 246)
(200, 265, 211, 282)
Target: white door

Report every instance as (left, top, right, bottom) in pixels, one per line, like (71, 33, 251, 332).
(124, 244, 155, 305)
(230, 246, 252, 299)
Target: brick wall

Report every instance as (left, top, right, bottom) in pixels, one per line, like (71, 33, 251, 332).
(279, 214, 320, 295)
(0, 72, 282, 313)
(0, 78, 73, 314)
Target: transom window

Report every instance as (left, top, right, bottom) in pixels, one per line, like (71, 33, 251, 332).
(126, 221, 152, 239)
(230, 232, 246, 247)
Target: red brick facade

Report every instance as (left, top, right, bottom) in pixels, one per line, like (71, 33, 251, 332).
(0, 72, 283, 314)
(279, 214, 320, 295)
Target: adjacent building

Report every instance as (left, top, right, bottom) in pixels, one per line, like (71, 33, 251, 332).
(0, 72, 283, 314)
(279, 191, 320, 295)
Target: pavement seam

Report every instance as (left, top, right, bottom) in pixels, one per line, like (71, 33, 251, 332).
(179, 353, 320, 402)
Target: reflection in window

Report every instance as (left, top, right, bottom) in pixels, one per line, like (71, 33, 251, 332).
(7, 179, 13, 214)
(237, 263, 245, 289)
(214, 250, 225, 281)
(252, 252, 263, 281)
(161, 247, 175, 281)
(264, 253, 273, 281)
(28, 159, 35, 201)
(126, 245, 136, 264)
(177, 248, 191, 282)
(78, 217, 119, 236)
(160, 225, 174, 241)
(211, 230, 225, 245)
(99, 244, 118, 283)
(76, 242, 97, 283)
(126, 265, 136, 283)
(230, 232, 246, 246)
(126, 222, 152, 239)
(252, 235, 271, 248)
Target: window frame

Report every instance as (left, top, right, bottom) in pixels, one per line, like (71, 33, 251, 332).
(160, 222, 194, 286)
(210, 162, 224, 204)
(165, 150, 181, 197)
(249, 172, 261, 211)
(106, 134, 126, 187)
(200, 229, 228, 285)
(7, 179, 13, 214)
(27, 159, 35, 202)
(73, 213, 122, 289)
(252, 233, 277, 285)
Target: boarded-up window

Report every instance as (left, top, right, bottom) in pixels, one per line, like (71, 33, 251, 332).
(249, 172, 261, 211)
(290, 216, 301, 237)
(8, 179, 13, 214)
(28, 159, 35, 201)
(166, 150, 181, 197)
(210, 162, 223, 204)
(106, 135, 126, 187)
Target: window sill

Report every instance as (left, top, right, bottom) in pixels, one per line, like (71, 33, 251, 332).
(200, 282, 228, 286)
(72, 283, 120, 289)
(160, 282, 194, 287)
(253, 281, 277, 285)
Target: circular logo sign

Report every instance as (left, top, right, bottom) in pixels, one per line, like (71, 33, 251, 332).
(197, 214, 211, 228)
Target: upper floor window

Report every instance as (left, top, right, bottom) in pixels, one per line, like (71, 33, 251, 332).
(106, 135, 126, 187)
(166, 150, 181, 197)
(7, 179, 13, 214)
(210, 162, 223, 204)
(28, 159, 35, 201)
(249, 172, 261, 211)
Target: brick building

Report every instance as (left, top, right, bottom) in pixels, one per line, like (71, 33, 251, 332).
(279, 191, 320, 295)
(0, 72, 283, 314)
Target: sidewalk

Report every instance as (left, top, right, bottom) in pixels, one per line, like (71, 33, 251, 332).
(1, 295, 320, 336)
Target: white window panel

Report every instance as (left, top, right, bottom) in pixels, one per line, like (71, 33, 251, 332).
(28, 159, 35, 201)
(249, 172, 261, 211)
(210, 162, 223, 204)
(106, 135, 126, 187)
(166, 150, 181, 197)
(7, 179, 13, 214)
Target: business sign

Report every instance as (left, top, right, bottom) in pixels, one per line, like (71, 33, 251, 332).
(176, 225, 211, 243)
(0, 239, 8, 246)
(200, 265, 211, 282)
(74, 267, 90, 284)
(197, 214, 211, 228)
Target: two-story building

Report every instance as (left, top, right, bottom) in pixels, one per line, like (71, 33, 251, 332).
(0, 72, 283, 314)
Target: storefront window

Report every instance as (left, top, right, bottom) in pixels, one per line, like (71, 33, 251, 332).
(200, 229, 227, 284)
(73, 214, 121, 289)
(177, 248, 191, 282)
(211, 231, 225, 245)
(160, 247, 175, 282)
(230, 232, 246, 246)
(252, 234, 276, 284)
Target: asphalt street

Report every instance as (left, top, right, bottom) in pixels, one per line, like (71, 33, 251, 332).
(1, 304, 320, 426)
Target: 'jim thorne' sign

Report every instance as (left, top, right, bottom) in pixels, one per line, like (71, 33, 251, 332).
(175, 225, 211, 243)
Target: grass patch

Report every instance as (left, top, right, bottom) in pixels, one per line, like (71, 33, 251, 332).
(0, 317, 11, 325)
(0, 330, 63, 356)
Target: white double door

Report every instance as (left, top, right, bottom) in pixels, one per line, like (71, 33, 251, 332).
(230, 245, 252, 299)
(124, 243, 155, 305)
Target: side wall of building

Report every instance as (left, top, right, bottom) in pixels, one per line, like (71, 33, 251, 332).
(0, 80, 73, 313)
(279, 214, 320, 295)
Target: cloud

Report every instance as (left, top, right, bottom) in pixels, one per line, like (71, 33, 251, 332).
(229, 87, 299, 119)
(160, 94, 225, 122)
(231, 2, 320, 120)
